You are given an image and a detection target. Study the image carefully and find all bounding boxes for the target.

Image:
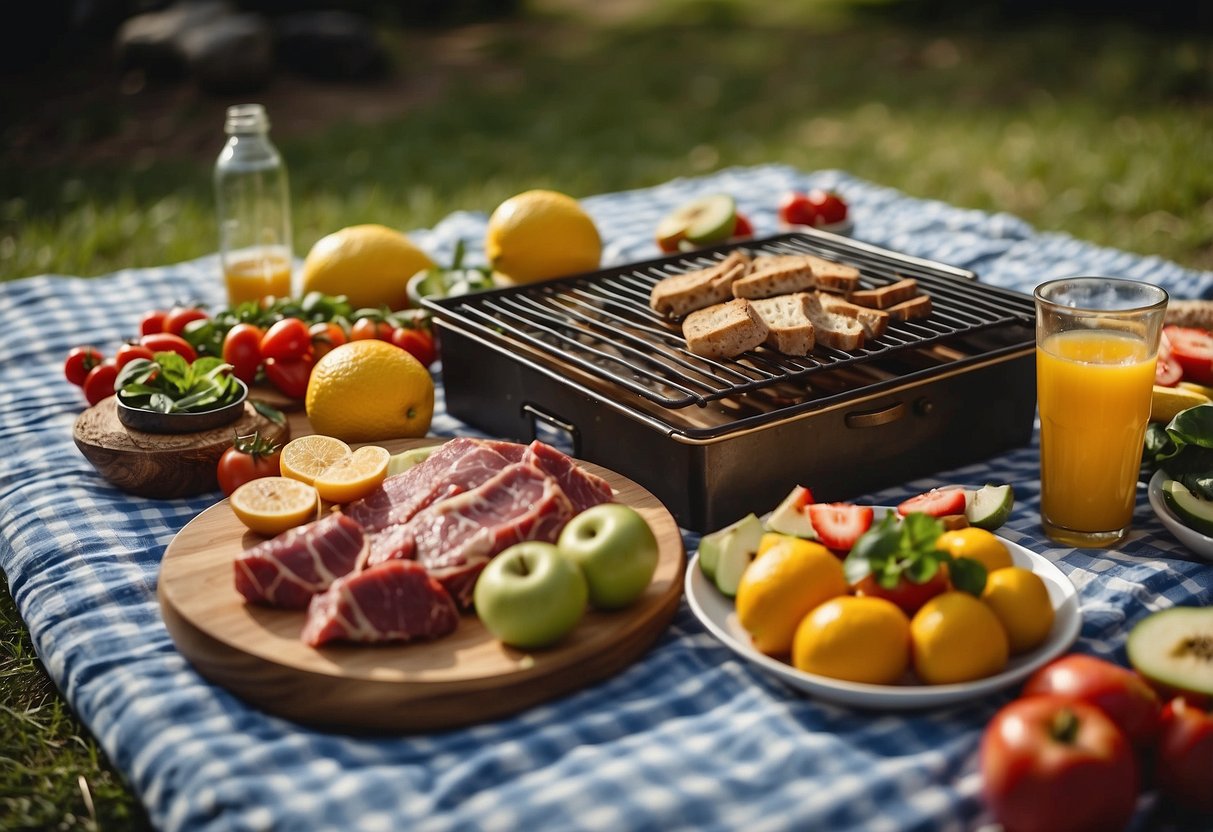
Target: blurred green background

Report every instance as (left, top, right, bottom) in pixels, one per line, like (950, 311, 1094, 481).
(1, 1, 1211, 829)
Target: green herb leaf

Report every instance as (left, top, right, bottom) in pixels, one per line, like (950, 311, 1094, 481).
(946, 556, 988, 597)
(251, 400, 286, 426)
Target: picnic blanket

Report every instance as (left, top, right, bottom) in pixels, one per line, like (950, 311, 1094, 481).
(2, 164, 1211, 831)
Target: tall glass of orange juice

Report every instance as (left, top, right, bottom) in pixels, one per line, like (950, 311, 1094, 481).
(1035, 277, 1168, 547)
(223, 246, 293, 305)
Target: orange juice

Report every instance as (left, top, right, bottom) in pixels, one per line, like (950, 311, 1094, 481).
(1037, 329, 1156, 536)
(223, 247, 292, 305)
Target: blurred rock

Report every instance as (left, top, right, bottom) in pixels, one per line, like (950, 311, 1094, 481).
(275, 11, 386, 81)
(114, 1, 232, 79)
(179, 12, 274, 93)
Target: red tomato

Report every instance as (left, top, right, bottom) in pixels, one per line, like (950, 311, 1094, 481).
(778, 191, 819, 227)
(263, 355, 314, 399)
(1155, 697, 1213, 812)
(309, 321, 347, 360)
(897, 487, 968, 518)
(391, 327, 437, 368)
(64, 346, 103, 387)
(216, 432, 282, 496)
(981, 695, 1138, 832)
(222, 323, 264, 385)
(1155, 331, 1183, 387)
(114, 343, 155, 371)
(350, 317, 393, 341)
(1021, 654, 1162, 748)
(82, 360, 119, 406)
(732, 212, 754, 238)
(1163, 325, 1213, 385)
(139, 310, 167, 336)
(139, 332, 196, 363)
(163, 306, 209, 336)
(259, 318, 312, 361)
(853, 570, 948, 617)
(807, 189, 848, 225)
(807, 503, 874, 552)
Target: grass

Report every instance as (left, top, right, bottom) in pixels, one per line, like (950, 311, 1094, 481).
(0, 1, 1210, 827)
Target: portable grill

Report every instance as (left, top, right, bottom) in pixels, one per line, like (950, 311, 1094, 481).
(424, 231, 1038, 532)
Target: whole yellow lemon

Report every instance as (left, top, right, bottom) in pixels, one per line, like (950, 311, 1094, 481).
(301, 224, 434, 311)
(485, 190, 601, 284)
(305, 340, 434, 442)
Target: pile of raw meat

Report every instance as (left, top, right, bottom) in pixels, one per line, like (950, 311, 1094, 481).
(233, 437, 614, 647)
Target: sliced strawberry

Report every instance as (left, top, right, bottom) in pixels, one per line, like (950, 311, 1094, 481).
(808, 502, 873, 552)
(1156, 330, 1183, 387)
(1163, 325, 1213, 385)
(897, 487, 968, 518)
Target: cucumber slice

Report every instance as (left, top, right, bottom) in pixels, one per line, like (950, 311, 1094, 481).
(697, 513, 763, 595)
(966, 484, 1014, 531)
(1162, 479, 1213, 536)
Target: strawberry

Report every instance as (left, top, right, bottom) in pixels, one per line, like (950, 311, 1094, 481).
(897, 487, 968, 519)
(808, 502, 874, 552)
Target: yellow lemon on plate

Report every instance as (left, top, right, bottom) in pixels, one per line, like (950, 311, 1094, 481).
(301, 224, 435, 310)
(910, 591, 1009, 685)
(280, 434, 352, 486)
(981, 566, 1054, 654)
(734, 536, 847, 656)
(485, 189, 601, 284)
(792, 595, 911, 685)
(935, 527, 1013, 573)
(306, 340, 434, 442)
(229, 476, 319, 536)
(313, 445, 391, 504)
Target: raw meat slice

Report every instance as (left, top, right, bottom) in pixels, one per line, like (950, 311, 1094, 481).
(342, 437, 519, 532)
(365, 462, 576, 607)
(234, 512, 365, 608)
(521, 440, 614, 513)
(301, 560, 459, 647)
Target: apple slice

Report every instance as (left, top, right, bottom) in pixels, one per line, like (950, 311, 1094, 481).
(655, 194, 738, 251)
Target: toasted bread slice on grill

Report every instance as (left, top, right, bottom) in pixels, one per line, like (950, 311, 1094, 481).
(802, 292, 865, 351)
(732, 260, 816, 300)
(817, 293, 891, 340)
(749, 294, 817, 356)
(750, 253, 861, 296)
(650, 250, 752, 318)
(850, 277, 920, 310)
(886, 294, 933, 322)
(683, 298, 769, 359)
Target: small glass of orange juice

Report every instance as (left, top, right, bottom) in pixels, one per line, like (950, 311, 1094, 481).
(1035, 277, 1168, 547)
(222, 246, 293, 306)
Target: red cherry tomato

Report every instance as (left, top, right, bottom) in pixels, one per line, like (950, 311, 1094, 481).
(1156, 697, 1213, 812)
(216, 432, 282, 496)
(778, 191, 819, 227)
(897, 487, 968, 518)
(853, 570, 948, 618)
(82, 360, 119, 406)
(391, 327, 437, 368)
(1155, 330, 1183, 387)
(350, 317, 393, 341)
(163, 306, 209, 336)
(139, 332, 196, 363)
(64, 346, 104, 387)
(732, 212, 754, 238)
(309, 321, 348, 360)
(263, 355, 314, 399)
(139, 310, 167, 336)
(807, 189, 848, 226)
(259, 318, 312, 362)
(114, 343, 155, 371)
(1162, 325, 1213, 385)
(222, 323, 264, 385)
(1021, 653, 1162, 748)
(980, 695, 1138, 832)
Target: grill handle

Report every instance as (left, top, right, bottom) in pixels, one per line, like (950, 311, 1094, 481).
(522, 403, 582, 456)
(844, 401, 907, 429)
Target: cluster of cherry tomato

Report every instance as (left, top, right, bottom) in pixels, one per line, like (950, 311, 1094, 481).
(63, 322, 200, 406)
(980, 653, 1213, 831)
(778, 189, 849, 228)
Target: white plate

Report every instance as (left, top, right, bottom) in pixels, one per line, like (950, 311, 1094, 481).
(1147, 470, 1213, 562)
(685, 517, 1082, 710)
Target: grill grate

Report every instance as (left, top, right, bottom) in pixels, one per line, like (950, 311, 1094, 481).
(425, 231, 1036, 410)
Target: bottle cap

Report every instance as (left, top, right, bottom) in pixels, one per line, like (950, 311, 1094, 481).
(225, 104, 269, 135)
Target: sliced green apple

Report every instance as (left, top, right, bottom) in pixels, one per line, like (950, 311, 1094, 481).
(966, 484, 1014, 531)
(766, 485, 818, 539)
(1127, 606, 1213, 700)
(655, 194, 737, 251)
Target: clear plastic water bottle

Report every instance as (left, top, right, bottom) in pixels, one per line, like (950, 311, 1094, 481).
(214, 103, 293, 306)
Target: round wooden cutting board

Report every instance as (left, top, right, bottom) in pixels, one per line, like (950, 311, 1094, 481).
(158, 439, 686, 732)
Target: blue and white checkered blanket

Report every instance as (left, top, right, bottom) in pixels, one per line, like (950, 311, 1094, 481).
(2, 164, 1211, 831)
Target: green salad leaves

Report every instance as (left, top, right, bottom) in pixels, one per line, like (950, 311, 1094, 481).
(116, 351, 244, 414)
(1143, 403, 1213, 500)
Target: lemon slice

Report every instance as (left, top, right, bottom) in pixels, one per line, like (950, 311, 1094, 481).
(1152, 384, 1210, 423)
(313, 445, 391, 504)
(229, 477, 319, 536)
(280, 435, 352, 485)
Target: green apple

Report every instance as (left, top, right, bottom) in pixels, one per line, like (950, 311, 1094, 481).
(473, 541, 588, 649)
(557, 503, 659, 610)
(655, 194, 737, 251)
